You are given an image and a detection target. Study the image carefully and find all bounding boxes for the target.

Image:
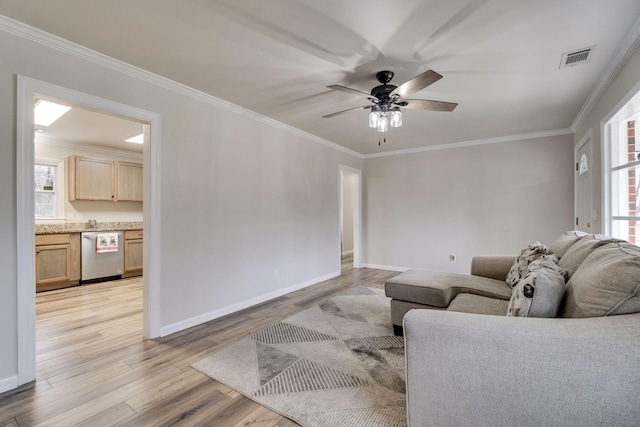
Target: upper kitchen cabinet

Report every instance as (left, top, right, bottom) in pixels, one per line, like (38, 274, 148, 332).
(68, 156, 143, 202)
(116, 161, 143, 202)
(68, 156, 115, 201)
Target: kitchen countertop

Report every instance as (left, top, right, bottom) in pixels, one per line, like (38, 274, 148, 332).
(35, 221, 143, 235)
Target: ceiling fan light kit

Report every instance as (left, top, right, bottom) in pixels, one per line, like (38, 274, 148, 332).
(368, 106, 401, 133)
(324, 69, 457, 142)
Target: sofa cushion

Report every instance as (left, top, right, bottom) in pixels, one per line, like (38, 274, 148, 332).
(385, 269, 512, 308)
(558, 234, 621, 278)
(548, 230, 588, 258)
(470, 256, 516, 281)
(507, 267, 566, 317)
(505, 242, 549, 287)
(447, 294, 509, 316)
(560, 242, 640, 318)
(389, 299, 445, 327)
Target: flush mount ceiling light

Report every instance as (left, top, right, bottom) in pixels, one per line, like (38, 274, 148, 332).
(323, 70, 458, 144)
(34, 100, 71, 127)
(125, 133, 144, 144)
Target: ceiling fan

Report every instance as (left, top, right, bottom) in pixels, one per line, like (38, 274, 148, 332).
(323, 69, 457, 135)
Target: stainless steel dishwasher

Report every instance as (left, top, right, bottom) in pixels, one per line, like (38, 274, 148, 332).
(81, 231, 124, 281)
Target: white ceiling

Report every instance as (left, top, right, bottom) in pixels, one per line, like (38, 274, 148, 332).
(3, 0, 640, 155)
(36, 103, 144, 153)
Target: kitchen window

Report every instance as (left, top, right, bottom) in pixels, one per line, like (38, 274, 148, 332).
(34, 163, 58, 218)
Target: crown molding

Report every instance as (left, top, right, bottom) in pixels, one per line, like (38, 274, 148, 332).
(6, 12, 631, 161)
(364, 128, 574, 159)
(571, 15, 640, 132)
(0, 14, 364, 160)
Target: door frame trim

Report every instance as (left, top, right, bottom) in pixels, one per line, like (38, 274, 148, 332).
(16, 76, 161, 385)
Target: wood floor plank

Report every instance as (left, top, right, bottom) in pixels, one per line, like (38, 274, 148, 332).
(192, 395, 262, 427)
(124, 369, 208, 412)
(35, 350, 86, 380)
(115, 378, 231, 427)
(0, 255, 396, 426)
(0, 419, 19, 427)
(69, 402, 136, 427)
(22, 365, 183, 426)
(46, 360, 134, 389)
(232, 405, 283, 427)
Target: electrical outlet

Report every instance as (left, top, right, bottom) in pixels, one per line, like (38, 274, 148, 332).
(274, 269, 279, 279)
(449, 255, 456, 263)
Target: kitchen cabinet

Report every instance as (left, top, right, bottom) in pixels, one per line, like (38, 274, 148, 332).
(68, 156, 143, 202)
(68, 156, 115, 201)
(123, 229, 143, 277)
(35, 233, 81, 292)
(116, 161, 143, 202)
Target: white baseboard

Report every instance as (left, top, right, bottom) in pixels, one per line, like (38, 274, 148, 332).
(362, 263, 409, 272)
(341, 250, 354, 256)
(0, 375, 18, 394)
(159, 270, 341, 337)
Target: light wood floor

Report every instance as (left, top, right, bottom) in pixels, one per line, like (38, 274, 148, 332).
(0, 256, 397, 426)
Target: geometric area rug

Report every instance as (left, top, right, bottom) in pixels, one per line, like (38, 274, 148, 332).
(192, 286, 406, 426)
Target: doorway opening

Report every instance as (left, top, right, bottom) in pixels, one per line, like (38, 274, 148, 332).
(32, 101, 147, 383)
(17, 76, 161, 386)
(339, 165, 362, 271)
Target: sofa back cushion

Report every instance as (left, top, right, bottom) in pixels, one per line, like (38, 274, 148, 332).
(560, 242, 640, 318)
(548, 230, 588, 258)
(557, 234, 621, 278)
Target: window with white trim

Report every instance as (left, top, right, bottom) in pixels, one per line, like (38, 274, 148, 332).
(610, 115, 639, 244)
(34, 164, 57, 218)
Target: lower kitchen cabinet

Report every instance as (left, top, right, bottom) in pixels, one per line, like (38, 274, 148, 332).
(35, 233, 80, 292)
(123, 229, 143, 277)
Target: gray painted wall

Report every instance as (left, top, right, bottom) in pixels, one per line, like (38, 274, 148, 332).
(0, 28, 361, 386)
(363, 134, 575, 272)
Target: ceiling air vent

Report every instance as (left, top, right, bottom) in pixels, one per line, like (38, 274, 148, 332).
(560, 46, 595, 69)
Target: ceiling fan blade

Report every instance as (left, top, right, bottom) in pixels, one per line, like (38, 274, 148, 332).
(327, 85, 377, 101)
(322, 105, 372, 118)
(390, 70, 443, 99)
(398, 99, 458, 112)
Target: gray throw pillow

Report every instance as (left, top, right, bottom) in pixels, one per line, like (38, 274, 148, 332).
(506, 242, 549, 288)
(527, 254, 568, 283)
(506, 267, 566, 317)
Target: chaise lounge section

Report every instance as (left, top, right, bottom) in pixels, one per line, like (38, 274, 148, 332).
(385, 256, 515, 334)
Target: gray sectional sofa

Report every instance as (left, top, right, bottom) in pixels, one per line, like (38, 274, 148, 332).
(385, 231, 640, 426)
